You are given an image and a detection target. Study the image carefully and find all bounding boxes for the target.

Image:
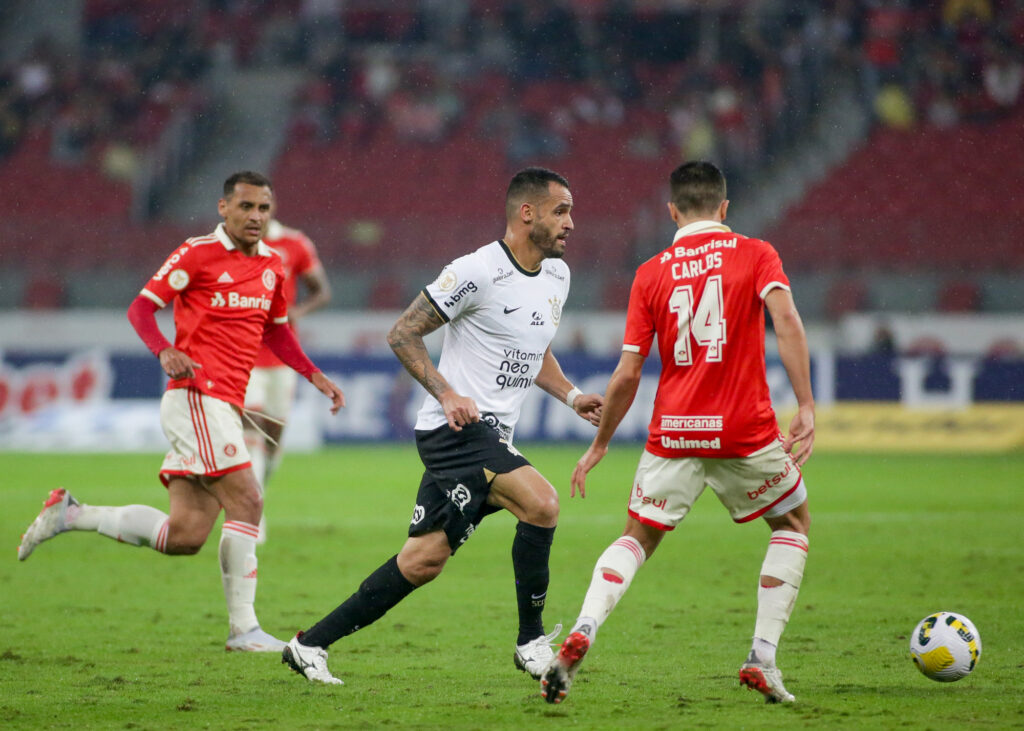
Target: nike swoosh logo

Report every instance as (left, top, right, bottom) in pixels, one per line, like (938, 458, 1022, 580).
(531, 592, 547, 600)
(504, 306, 521, 314)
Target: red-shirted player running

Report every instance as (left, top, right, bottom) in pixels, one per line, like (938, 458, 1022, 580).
(244, 213, 332, 543)
(17, 171, 345, 653)
(540, 161, 815, 705)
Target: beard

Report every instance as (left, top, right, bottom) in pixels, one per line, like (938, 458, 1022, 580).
(529, 224, 567, 259)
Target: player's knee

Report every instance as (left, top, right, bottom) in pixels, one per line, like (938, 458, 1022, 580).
(401, 554, 447, 586)
(164, 524, 207, 555)
(526, 493, 559, 527)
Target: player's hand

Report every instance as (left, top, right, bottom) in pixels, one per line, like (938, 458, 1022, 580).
(570, 443, 608, 498)
(439, 389, 479, 432)
(783, 403, 815, 467)
(311, 371, 345, 414)
(159, 347, 201, 380)
(572, 392, 604, 427)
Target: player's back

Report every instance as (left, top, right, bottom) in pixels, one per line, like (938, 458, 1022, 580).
(625, 222, 791, 458)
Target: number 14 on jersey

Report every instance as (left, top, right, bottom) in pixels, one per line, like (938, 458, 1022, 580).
(668, 275, 727, 366)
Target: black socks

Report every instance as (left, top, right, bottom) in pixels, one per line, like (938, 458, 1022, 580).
(512, 521, 556, 645)
(300, 554, 416, 648)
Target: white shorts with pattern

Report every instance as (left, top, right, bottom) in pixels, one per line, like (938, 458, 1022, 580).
(159, 387, 251, 485)
(244, 366, 298, 421)
(629, 439, 806, 530)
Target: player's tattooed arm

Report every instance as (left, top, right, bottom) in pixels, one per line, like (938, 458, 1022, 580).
(388, 293, 480, 430)
(387, 293, 449, 399)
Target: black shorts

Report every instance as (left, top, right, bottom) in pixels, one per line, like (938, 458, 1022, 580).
(409, 417, 530, 553)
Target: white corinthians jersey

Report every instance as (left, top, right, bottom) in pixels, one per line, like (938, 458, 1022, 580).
(416, 239, 571, 436)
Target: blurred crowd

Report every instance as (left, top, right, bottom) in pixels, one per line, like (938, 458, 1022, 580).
(1, 0, 1022, 188)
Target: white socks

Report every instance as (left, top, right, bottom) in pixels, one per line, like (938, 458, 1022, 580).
(71, 504, 169, 553)
(752, 530, 808, 661)
(220, 520, 261, 635)
(572, 536, 647, 640)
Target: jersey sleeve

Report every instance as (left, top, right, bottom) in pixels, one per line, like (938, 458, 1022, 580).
(754, 241, 790, 300)
(421, 253, 488, 323)
(622, 266, 656, 357)
(269, 261, 289, 324)
(293, 233, 321, 276)
(140, 242, 200, 308)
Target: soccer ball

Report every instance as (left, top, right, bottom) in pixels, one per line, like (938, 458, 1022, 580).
(909, 612, 981, 682)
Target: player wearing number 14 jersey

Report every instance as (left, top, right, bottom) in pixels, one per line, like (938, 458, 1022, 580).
(541, 161, 815, 706)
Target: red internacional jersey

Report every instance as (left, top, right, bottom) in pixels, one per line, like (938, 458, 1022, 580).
(253, 220, 322, 368)
(140, 223, 288, 409)
(623, 221, 791, 458)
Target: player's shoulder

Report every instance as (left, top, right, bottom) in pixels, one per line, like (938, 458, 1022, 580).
(541, 256, 570, 285)
(171, 231, 222, 261)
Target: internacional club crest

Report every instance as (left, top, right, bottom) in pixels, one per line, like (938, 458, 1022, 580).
(262, 269, 276, 290)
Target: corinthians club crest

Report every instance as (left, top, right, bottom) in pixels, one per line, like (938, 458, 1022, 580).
(549, 295, 562, 326)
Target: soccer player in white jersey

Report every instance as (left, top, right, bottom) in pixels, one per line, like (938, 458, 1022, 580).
(282, 167, 604, 686)
(540, 161, 815, 705)
(17, 171, 345, 652)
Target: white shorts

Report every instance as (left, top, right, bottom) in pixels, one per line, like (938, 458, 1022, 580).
(629, 439, 806, 530)
(159, 388, 251, 485)
(244, 366, 297, 421)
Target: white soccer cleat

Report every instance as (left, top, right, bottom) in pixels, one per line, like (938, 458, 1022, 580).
(225, 626, 287, 652)
(540, 630, 591, 704)
(282, 633, 344, 685)
(514, 623, 562, 679)
(18, 488, 77, 561)
(739, 660, 796, 703)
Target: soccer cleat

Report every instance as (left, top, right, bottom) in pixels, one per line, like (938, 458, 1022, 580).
(282, 633, 344, 685)
(739, 661, 796, 703)
(540, 630, 591, 704)
(18, 488, 78, 561)
(514, 623, 562, 679)
(225, 626, 287, 652)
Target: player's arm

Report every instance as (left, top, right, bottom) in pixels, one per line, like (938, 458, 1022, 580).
(289, 265, 332, 321)
(127, 295, 200, 380)
(534, 346, 603, 425)
(765, 287, 815, 466)
(387, 292, 478, 431)
(263, 321, 345, 414)
(571, 350, 645, 498)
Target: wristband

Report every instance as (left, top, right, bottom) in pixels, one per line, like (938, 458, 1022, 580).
(565, 386, 583, 409)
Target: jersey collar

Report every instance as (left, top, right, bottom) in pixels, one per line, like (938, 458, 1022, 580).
(498, 239, 541, 277)
(215, 222, 272, 256)
(673, 220, 731, 242)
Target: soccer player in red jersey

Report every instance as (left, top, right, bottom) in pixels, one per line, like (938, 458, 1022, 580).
(244, 211, 332, 543)
(17, 171, 345, 652)
(540, 161, 815, 705)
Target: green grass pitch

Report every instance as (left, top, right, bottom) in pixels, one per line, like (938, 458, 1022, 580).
(1, 447, 1022, 729)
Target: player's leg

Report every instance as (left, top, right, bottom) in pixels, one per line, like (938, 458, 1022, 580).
(17, 471, 222, 561)
(708, 443, 808, 703)
(284, 531, 444, 684)
(203, 466, 283, 651)
(487, 465, 563, 676)
(244, 366, 293, 544)
(17, 487, 170, 560)
(541, 451, 702, 704)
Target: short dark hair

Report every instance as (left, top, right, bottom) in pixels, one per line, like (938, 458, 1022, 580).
(223, 171, 273, 198)
(669, 161, 726, 215)
(505, 167, 570, 219)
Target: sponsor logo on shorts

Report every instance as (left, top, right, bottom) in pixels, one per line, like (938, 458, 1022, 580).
(747, 461, 794, 500)
(448, 483, 471, 512)
(660, 415, 723, 431)
(660, 436, 721, 450)
(459, 522, 476, 545)
(634, 482, 667, 510)
(224, 444, 236, 457)
(411, 505, 425, 525)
